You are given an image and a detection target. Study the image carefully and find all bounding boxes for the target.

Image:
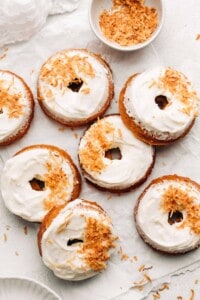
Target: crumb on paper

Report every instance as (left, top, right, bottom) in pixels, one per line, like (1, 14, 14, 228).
(74, 133, 79, 139)
(3, 233, 7, 242)
(133, 271, 152, 287)
(30, 69, 35, 74)
(0, 53, 6, 61)
(107, 195, 112, 200)
(24, 226, 28, 235)
(138, 264, 153, 272)
(195, 279, 198, 284)
(99, 0, 158, 46)
(138, 264, 145, 272)
(6, 225, 10, 231)
(152, 291, 160, 299)
(177, 297, 183, 300)
(117, 246, 131, 261)
(189, 289, 195, 300)
(196, 34, 200, 40)
(15, 251, 19, 256)
(58, 127, 66, 132)
(158, 283, 169, 291)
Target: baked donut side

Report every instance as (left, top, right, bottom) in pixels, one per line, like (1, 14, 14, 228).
(38, 199, 117, 281)
(78, 114, 155, 192)
(134, 175, 200, 254)
(0, 70, 34, 146)
(1, 144, 81, 222)
(37, 49, 114, 127)
(119, 68, 198, 146)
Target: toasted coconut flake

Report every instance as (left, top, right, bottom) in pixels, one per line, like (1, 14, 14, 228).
(99, 0, 158, 46)
(196, 34, 200, 40)
(81, 87, 90, 94)
(79, 119, 115, 173)
(41, 54, 95, 89)
(156, 68, 199, 116)
(161, 185, 200, 235)
(158, 283, 169, 291)
(0, 79, 24, 118)
(189, 289, 195, 300)
(43, 152, 69, 210)
(79, 217, 117, 271)
(152, 291, 161, 299)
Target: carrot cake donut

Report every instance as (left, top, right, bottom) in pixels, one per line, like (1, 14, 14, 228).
(135, 175, 200, 254)
(38, 199, 117, 281)
(78, 115, 155, 192)
(37, 49, 114, 127)
(119, 67, 199, 145)
(1, 144, 81, 222)
(0, 70, 34, 146)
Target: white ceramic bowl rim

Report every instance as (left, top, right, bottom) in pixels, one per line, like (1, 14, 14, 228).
(0, 276, 62, 300)
(89, 0, 165, 51)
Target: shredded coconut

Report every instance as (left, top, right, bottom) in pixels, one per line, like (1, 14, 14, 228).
(99, 0, 158, 46)
(161, 185, 200, 235)
(155, 68, 199, 116)
(79, 217, 117, 271)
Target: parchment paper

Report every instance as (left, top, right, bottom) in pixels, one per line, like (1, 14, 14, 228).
(0, 1, 200, 299)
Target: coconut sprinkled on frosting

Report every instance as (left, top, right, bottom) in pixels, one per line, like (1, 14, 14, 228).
(152, 68, 199, 116)
(79, 217, 117, 271)
(161, 186, 200, 235)
(40, 53, 95, 91)
(43, 152, 68, 210)
(0, 79, 24, 118)
(99, 0, 158, 46)
(79, 119, 115, 173)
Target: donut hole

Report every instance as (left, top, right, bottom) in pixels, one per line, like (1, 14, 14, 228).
(168, 210, 183, 225)
(67, 238, 83, 246)
(29, 177, 45, 191)
(67, 78, 83, 92)
(155, 95, 169, 110)
(105, 147, 122, 160)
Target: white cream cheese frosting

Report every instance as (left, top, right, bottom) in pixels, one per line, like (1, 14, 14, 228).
(1, 145, 79, 222)
(135, 176, 200, 253)
(0, 0, 80, 47)
(123, 67, 198, 141)
(0, 70, 33, 144)
(40, 199, 116, 281)
(38, 49, 112, 123)
(79, 115, 155, 190)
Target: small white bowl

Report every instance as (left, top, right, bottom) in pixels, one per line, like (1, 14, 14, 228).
(89, 0, 165, 51)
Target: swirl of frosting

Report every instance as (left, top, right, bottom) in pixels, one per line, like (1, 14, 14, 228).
(37, 49, 114, 126)
(1, 144, 81, 222)
(38, 199, 117, 281)
(135, 175, 200, 254)
(78, 115, 155, 191)
(0, 70, 34, 145)
(121, 67, 199, 143)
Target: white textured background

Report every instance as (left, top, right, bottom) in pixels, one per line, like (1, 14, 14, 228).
(0, 1, 200, 299)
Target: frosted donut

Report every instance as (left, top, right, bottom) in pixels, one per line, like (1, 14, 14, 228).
(78, 115, 155, 192)
(38, 199, 117, 281)
(37, 49, 114, 127)
(1, 144, 81, 222)
(135, 175, 200, 254)
(0, 70, 34, 146)
(119, 67, 199, 145)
